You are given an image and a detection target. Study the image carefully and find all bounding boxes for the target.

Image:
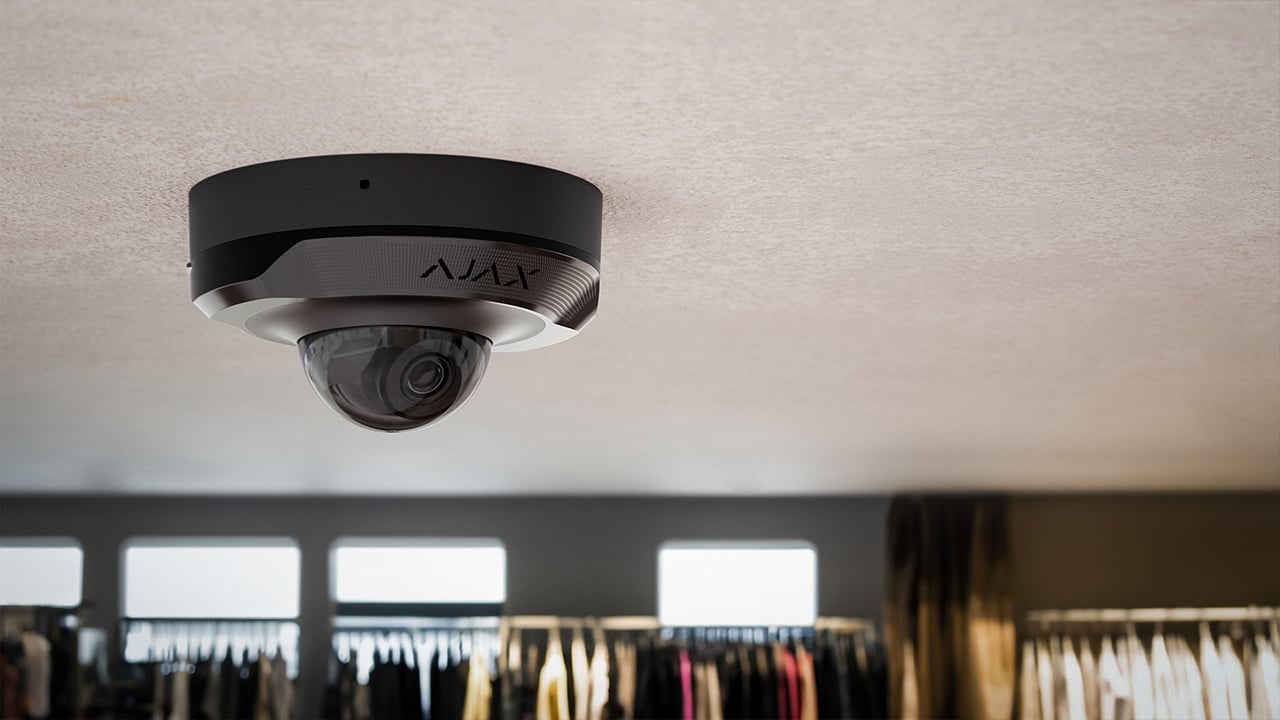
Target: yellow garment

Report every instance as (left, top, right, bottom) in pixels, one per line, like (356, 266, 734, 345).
(536, 636, 571, 720)
(463, 649, 492, 720)
(613, 640, 637, 720)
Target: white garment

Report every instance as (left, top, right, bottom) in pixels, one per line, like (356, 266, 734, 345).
(20, 632, 51, 719)
(1149, 636, 1175, 720)
(586, 642, 609, 720)
(1021, 641, 1042, 720)
(1175, 637, 1206, 720)
(1039, 641, 1057, 720)
(1080, 638, 1099, 720)
(1127, 636, 1153, 720)
(1202, 628, 1230, 720)
(571, 631, 589, 720)
(1117, 636, 1133, 720)
(1062, 638, 1087, 720)
(1250, 636, 1280, 720)
(1054, 638, 1069, 720)
(1097, 637, 1132, 720)
(1219, 637, 1249, 720)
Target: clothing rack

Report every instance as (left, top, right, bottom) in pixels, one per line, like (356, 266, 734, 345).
(1024, 606, 1280, 624)
(1016, 607, 1280, 720)
(498, 615, 876, 631)
(121, 618, 302, 677)
(325, 613, 889, 720)
(333, 616, 502, 632)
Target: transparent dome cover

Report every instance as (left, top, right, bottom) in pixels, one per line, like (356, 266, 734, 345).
(299, 326, 491, 432)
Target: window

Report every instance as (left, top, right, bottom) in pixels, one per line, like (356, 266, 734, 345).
(0, 538, 83, 607)
(331, 538, 506, 607)
(122, 538, 300, 619)
(658, 541, 818, 626)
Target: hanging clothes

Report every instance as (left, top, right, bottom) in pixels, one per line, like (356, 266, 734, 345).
(20, 631, 51, 719)
(570, 630, 589, 720)
(153, 662, 167, 720)
(1202, 627, 1230, 720)
(1251, 635, 1280, 720)
(270, 653, 294, 720)
(1079, 637, 1099, 720)
(536, 635, 570, 720)
(678, 648, 693, 720)
(1095, 637, 1130, 720)
(612, 640, 636, 720)
(196, 657, 219, 720)
(463, 649, 492, 720)
(1175, 636, 1205, 720)
(1127, 636, 1153, 720)
(1019, 642, 1042, 720)
(1219, 637, 1249, 720)
(1016, 620, 1280, 720)
(586, 640, 609, 720)
(1061, 638, 1086, 720)
(1037, 640, 1056, 720)
(169, 659, 190, 720)
(796, 646, 816, 720)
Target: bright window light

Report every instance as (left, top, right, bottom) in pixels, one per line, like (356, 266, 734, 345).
(122, 539, 300, 619)
(658, 541, 817, 627)
(0, 539, 83, 607)
(331, 539, 506, 604)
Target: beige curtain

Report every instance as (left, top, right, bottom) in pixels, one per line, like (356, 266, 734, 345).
(885, 496, 1016, 720)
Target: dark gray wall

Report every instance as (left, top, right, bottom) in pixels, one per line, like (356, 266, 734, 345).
(0, 495, 889, 719)
(1009, 493, 1280, 611)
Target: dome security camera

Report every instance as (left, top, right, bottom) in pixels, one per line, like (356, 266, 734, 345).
(188, 154, 602, 432)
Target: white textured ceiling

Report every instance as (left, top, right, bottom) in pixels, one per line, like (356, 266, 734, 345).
(1, 1, 1278, 495)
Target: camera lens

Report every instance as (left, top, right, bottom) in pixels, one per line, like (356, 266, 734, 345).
(298, 326, 491, 432)
(403, 355, 448, 397)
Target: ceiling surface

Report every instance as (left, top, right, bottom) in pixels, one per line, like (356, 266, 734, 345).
(1, 0, 1278, 495)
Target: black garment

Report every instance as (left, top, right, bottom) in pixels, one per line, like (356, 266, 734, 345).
(658, 645, 681, 720)
(48, 624, 77, 719)
(403, 658, 424, 720)
(219, 654, 239, 720)
(519, 643, 540, 720)
(368, 659, 400, 719)
(429, 650, 444, 720)
(429, 649, 467, 720)
(322, 656, 358, 720)
(189, 658, 211, 720)
(862, 638, 888, 720)
(631, 643, 653, 720)
(720, 650, 741, 720)
(814, 640, 840, 720)
(235, 652, 259, 720)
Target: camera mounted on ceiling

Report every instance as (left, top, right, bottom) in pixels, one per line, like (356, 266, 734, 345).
(188, 154, 602, 432)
